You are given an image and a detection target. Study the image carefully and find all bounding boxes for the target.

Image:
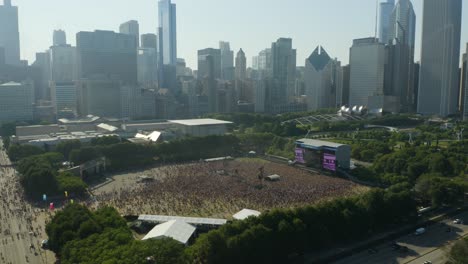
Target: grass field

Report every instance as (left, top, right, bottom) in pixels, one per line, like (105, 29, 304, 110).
(92, 159, 366, 219)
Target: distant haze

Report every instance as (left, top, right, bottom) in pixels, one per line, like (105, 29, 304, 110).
(15, 0, 468, 69)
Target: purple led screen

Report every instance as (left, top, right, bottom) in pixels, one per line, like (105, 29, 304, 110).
(323, 153, 336, 171)
(295, 148, 305, 164)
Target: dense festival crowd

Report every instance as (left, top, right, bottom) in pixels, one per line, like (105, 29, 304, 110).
(94, 160, 359, 217)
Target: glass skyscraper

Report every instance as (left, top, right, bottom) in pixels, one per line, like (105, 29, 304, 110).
(158, 0, 177, 65)
(417, 0, 462, 116)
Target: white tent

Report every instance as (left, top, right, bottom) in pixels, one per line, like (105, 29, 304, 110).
(142, 220, 196, 244)
(233, 209, 261, 220)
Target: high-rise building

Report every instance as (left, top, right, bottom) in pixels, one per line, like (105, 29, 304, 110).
(138, 48, 158, 86)
(0, 81, 34, 123)
(197, 48, 221, 80)
(77, 79, 136, 118)
(349, 38, 385, 107)
(418, 0, 462, 117)
(141, 33, 157, 49)
(379, 0, 395, 44)
(0, 47, 5, 65)
(462, 44, 468, 120)
(220, 41, 234, 80)
(76, 30, 137, 84)
(0, 0, 20, 65)
(158, 0, 177, 65)
(32, 52, 51, 101)
(49, 45, 76, 82)
(257, 48, 272, 79)
(53, 30, 67, 46)
(50, 82, 77, 118)
(271, 38, 296, 104)
(235, 49, 247, 81)
(120, 20, 140, 47)
(304, 46, 341, 111)
(386, 0, 416, 112)
(341, 65, 351, 106)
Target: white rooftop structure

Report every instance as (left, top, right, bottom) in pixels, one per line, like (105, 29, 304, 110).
(142, 220, 196, 244)
(138, 214, 227, 226)
(97, 123, 118, 133)
(168, 118, 233, 126)
(135, 131, 162, 142)
(296, 138, 346, 149)
(233, 209, 261, 220)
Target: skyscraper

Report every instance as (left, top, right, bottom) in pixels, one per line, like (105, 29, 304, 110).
(379, 0, 395, 44)
(141, 33, 158, 49)
(158, 0, 177, 65)
(76, 30, 137, 84)
(271, 38, 296, 104)
(120, 20, 140, 47)
(219, 41, 234, 80)
(0, 81, 34, 123)
(197, 48, 221, 80)
(462, 44, 468, 120)
(386, 0, 416, 112)
(349, 38, 385, 107)
(53, 30, 67, 46)
(235, 49, 246, 81)
(305, 46, 341, 111)
(417, 0, 462, 116)
(0, 0, 20, 65)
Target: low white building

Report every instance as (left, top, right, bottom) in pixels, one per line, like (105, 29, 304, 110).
(168, 118, 233, 137)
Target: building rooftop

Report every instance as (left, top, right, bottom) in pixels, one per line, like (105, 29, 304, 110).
(233, 209, 261, 220)
(97, 123, 119, 132)
(142, 220, 196, 244)
(138, 214, 227, 226)
(168, 118, 233, 126)
(296, 138, 348, 149)
(0, 81, 22, 87)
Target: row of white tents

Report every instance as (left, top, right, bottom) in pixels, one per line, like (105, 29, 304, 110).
(140, 209, 261, 244)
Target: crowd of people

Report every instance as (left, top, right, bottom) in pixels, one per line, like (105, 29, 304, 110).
(0, 148, 51, 264)
(93, 160, 359, 218)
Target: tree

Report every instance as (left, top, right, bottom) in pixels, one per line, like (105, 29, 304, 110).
(20, 165, 58, 198)
(56, 172, 88, 196)
(7, 144, 44, 162)
(447, 239, 468, 264)
(55, 140, 82, 160)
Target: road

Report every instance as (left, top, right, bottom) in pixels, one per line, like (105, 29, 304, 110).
(332, 211, 468, 264)
(0, 141, 55, 264)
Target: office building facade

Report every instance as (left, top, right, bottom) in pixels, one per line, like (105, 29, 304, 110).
(349, 38, 385, 107)
(76, 30, 137, 84)
(141, 33, 158, 49)
(0, 81, 34, 123)
(271, 38, 296, 104)
(197, 48, 221, 80)
(220, 41, 234, 81)
(305, 46, 341, 111)
(417, 0, 462, 116)
(53, 30, 67, 46)
(379, 0, 395, 44)
(120, 20, 140, 47)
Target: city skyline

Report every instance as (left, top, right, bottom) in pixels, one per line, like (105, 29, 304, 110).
(14, 0, 468, 69)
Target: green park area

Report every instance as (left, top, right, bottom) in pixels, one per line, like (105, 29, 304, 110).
(1, 112, 467, 263)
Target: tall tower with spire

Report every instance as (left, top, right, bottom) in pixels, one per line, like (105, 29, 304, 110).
(235, 49, 246, 81)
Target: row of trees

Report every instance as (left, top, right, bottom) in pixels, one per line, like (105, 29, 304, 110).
(47, 187, 416, 263)
(17, 152, 87, 198)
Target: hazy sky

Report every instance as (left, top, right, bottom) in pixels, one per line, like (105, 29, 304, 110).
(15, 0, 468, 69)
